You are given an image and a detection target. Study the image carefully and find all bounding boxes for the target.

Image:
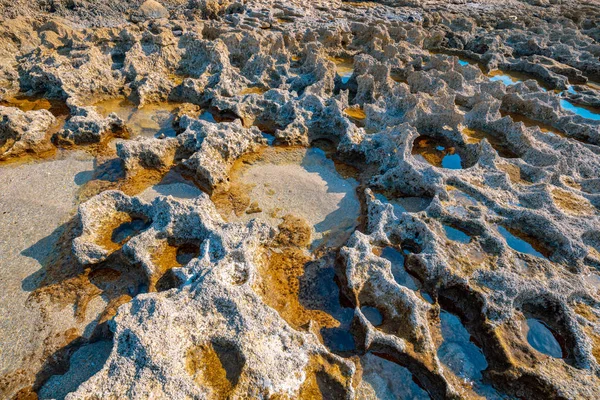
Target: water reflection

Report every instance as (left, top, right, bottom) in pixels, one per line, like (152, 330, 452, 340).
(412, 135, 463, 169)
(358, 353, 430, 400)
(379, 247, 419, 290)
(94, 99, 180, 138)
(438, 311, 488, 381)
(559, 99, 600, 121)
(497, 226, 546, 259)
(328, 56, 354, 84)
(525, 318, 563, 358)
(443, 225, 472, 244)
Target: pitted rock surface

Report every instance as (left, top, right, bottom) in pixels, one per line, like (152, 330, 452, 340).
(1, 0, 600, 399)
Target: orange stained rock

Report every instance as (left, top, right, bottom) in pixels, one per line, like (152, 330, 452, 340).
(186, 343, 234, 398)
(239, 87, 268, 95)
(344, 107, 366, 120)
(550, 187, 597, 216)
(253, 216, 339, 331)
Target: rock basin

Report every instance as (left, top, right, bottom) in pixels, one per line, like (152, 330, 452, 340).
(213, 146, 360, 250)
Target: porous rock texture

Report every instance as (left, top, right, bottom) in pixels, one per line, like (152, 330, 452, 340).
(1, 0, 600, 399)
(0, 106, 56, 159)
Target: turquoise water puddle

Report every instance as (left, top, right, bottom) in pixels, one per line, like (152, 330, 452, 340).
(559, 99, 600, 121)
(443, 225, 472, 244)
(498, 226, 545, 259)
(526, 318, 563, 358)
(379, 247, 419, 291)
(438, 311, 488, 381)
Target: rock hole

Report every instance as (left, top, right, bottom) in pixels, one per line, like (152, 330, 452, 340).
(412, 135, 464, 169)
(437, 311, 488, 382)
(328, 56, 354, 84)
(525, 318, 563, 358)
(497, 225, 547, 259)
(111, 217, 151, 246)
(210, 339, 246, 387)
(357, 353, 430, 400)
(461, 126, 519, 158)
(443, 224, 472, 244)
(378, 246, 419, 290)
(93, 98, 180, 138)
(360, 306, 383, 326)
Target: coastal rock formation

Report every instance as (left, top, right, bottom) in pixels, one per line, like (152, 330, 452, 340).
(1, 0, 600, 399)
(0, 106, 56, 159)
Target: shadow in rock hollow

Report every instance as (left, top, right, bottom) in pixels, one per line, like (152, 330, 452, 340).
(18, 215, 150, 395)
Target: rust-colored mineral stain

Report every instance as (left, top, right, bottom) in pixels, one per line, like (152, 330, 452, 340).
(95, 211, 135, 253)
(253, 216, 339, 330)
(500, 111, 564, 137)
(371, 246, 383, 257)
(498, 162, 530, 185)
(344, 107, 366, 121)
(186, 343, 234, 398)
(239, 87, 268, 95)
(551, 188, 597, 216)
(296, 354, 351, 400)
(461, 126, 518, 158)
(211, 182, 253, 218)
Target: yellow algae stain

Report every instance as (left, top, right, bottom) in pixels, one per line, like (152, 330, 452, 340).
(296, 354, 352, 400)
(498, 162, 530, 185)
(211, 182, 253, 218)
(239, 87, 268, 95)
(461, 125, 517, 158)
(412, 135, 456, 168)
(92, 98, 180, 138)
(150, 241, 181, 291)
(574, 302, 598, 322)
(97, 294, 133, 325)
(78, 165, 169, 203)
(344, 107, 366, 121)
(94, 211, 136, 253)
(273, 214, 312, 248)
(327, 56, 354, 76)
(186, 343, 234, 398)
(582, 326, 600, 364)
(561, 176, 582, 190)
(167, 72, 189, 85)
(253, 216, 339, 331)
(585, 80, 600, 91)
(0, 95, 70, 118)
(389, 71, 406, 84)
(551, 188, 597, 216)
(500, 111, 565, 137)
(344, 1, 379, 7)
